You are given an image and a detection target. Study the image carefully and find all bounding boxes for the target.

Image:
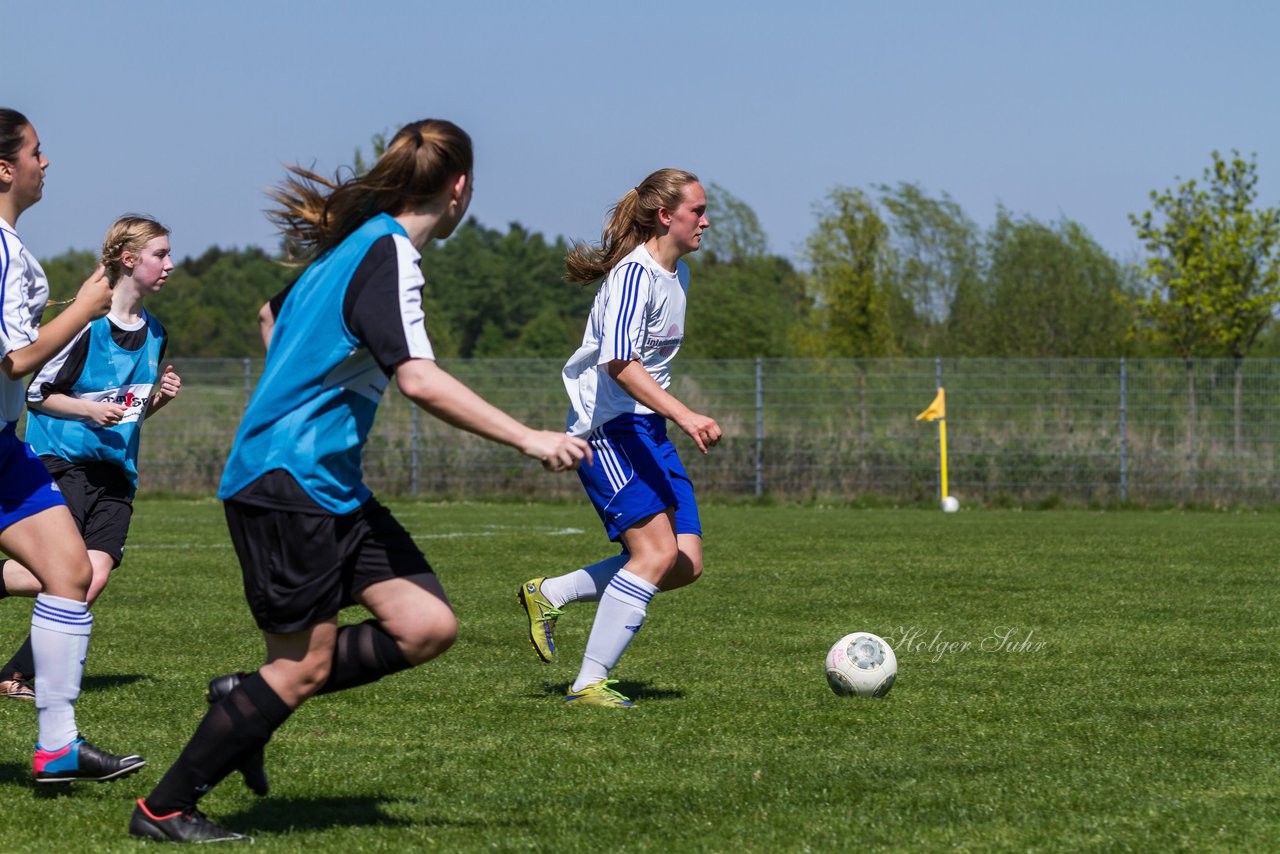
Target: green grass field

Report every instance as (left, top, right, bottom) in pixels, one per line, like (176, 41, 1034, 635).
(0, 501, 1276, 852)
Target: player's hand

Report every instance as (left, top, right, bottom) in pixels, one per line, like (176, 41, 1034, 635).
(88, 401, 126, 427)
(675, 411, 721, 454)
(523, 430, 592, 472)
(157, 365, 182, 400)
(75, 266, 114, 319)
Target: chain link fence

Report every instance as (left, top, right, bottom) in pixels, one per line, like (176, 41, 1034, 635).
(64, 357, 1280, 505)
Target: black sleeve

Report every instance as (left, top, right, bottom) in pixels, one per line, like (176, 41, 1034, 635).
(342, 234, 434, 375)
(34, 327, 92, 399)
(267, 281, 296, 321)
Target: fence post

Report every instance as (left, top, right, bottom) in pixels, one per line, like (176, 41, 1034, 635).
(1119, 357, 1128, 501)
(241, 358, 252, 409)
(755, 357, 764, 498)
(411, 406, 420, 497)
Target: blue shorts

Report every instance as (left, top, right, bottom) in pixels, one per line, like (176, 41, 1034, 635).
(579, 413, 701, 543)
(0, 422, 66, 534)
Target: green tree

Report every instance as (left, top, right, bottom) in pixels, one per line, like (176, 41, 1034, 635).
(420, 220, 509, 356)
(1128, 150, 1280, 451)
(876, 183, 982, 356)
(676, 184, 806, 359)
(978, 209, 1132, 357)
(701, 182, 768, 263)
(163, 247, 294, 357)
(682, 254, 806, 359)
(798, 188, 897, 357)
(39, 250, 99, 303)
(421, 220, 592, 358)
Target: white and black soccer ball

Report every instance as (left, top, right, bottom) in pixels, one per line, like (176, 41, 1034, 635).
(825, 632, 897, 698)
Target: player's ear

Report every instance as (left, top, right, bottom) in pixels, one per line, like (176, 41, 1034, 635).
(120, 251, 137, 271)
(0, 158, 12, 184)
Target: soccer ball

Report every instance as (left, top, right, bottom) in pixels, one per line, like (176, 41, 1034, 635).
(941, 495, 960, 513)
(825, 632, 897, 698)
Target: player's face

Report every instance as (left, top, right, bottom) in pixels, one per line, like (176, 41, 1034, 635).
(0, 124, 49, 212)
(665, 181, 709, 257)
(128, 235, 174, 292)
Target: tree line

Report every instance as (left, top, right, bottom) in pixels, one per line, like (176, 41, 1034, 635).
(39, 150, 1280, 362)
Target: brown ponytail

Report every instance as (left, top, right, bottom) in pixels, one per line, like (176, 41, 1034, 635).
(268, 119, 472, 264)
(565, 168, 700, 284)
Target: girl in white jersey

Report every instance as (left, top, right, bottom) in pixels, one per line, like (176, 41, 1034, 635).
(0, 108, 145, 782)
(517, 168, 720, 708)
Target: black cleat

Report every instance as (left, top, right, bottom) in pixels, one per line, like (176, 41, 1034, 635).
(33, 736, 145, 783)
(129, 798, 249, 843)
(206, 672, 269, 796)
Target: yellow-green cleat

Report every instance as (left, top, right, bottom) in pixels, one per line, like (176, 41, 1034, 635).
(564, 679, 634, 708)
(516, 577, 563, 663)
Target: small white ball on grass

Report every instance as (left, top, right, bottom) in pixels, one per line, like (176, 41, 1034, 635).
(941, 496, 959, 513)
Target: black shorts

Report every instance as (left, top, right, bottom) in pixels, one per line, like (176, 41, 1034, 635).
(223, 496, 434, 634)
(44, 459, 133, 567)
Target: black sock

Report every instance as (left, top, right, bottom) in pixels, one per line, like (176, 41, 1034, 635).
(0, 636, 34, 682)
(145, 672, 292, 813)
(315, 619, 411, 695)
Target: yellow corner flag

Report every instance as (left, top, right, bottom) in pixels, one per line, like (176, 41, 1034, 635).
(915, 387, 946, 422)
(916, 387, 950, 502)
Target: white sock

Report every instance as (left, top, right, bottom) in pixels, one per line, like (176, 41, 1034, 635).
(572, 569, 658, 693)
(32, 594, 92, 750)
(541, 553, 628, 608)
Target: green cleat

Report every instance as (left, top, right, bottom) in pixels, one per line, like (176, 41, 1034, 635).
(564, 679, 634, 708)
(516, 577, 563, 663)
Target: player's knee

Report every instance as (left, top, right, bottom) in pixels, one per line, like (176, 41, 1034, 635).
(85, 564, 113, 605)
(400, 610, 458, 666)
(658, 554, 701, 592)
(629, 541, 679, 578)
(44, 559, 92, 601)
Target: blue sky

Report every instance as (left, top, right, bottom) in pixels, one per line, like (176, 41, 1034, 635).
(10, 1, 1279, 267)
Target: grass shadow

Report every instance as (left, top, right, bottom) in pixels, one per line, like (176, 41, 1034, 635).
(82, 673, 148, 692)
(0, 763, 122, 798)
(534, 680, 684, 702)
(227, 795, 527, 835)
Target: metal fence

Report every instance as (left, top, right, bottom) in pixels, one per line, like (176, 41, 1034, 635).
(61, 357, 1280, 505)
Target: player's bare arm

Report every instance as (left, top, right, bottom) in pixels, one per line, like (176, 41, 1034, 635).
(1, 267, 112, 380)
(29, 392, 125, 427)
(608, 358, 720, 453)
(396, 358, 591, 471)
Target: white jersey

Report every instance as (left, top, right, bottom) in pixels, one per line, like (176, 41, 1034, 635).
(0, 218, 49, 425)
(563, 243, 689, 437)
